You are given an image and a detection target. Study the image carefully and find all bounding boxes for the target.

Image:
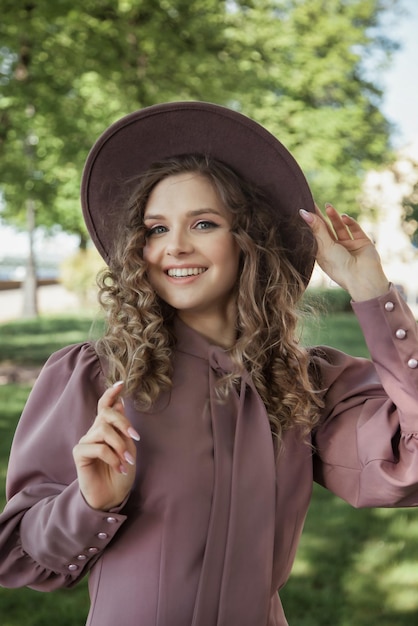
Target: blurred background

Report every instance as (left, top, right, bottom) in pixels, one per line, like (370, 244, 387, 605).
(1, 2, 418, 625)
(1, 0, 418, 320)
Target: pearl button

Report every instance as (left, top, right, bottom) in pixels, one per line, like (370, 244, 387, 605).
(77, 554, 87, 561)
(385, 301, 395, 311)
(105, 516, 117, 524)
(68, 564, 78, 571)
(97, 532, 108, 540)
(395, 329, 407, 339)
(87, 547, 99, 554)
(407, 358, 418, 369)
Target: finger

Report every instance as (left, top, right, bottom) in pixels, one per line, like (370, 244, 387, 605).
(98, 381, 125, 411)
(340, 213, 373, 241)
(73, 441, 129, 474)
(324, 204, 352, 241)
(95, 405, 141, 443)
(80, 419, 135, 456)
(77, 421, 137, 475)
(300, 206, 336, 246)
(97, 383, 140, 442)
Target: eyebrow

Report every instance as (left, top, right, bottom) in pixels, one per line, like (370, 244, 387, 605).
(143, 208, 224, 221)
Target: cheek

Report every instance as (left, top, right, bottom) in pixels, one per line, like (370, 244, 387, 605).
(142, 243, 151, 263)
(225, 239, 241, 272)
(142, 242, 161, 270)
(141, 245, 159, 290)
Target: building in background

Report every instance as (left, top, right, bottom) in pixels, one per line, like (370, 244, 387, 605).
(310, 139, 418, 317)
(361, 139, 418, 315)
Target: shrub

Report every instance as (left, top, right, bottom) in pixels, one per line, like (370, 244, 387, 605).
(59, 248, 105, 307)
(302, 286, 352, 314)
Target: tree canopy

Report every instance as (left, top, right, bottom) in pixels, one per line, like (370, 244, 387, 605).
(0, 0, 401, 244)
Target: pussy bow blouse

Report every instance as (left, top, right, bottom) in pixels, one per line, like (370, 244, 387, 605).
(1, 285, 418, 626)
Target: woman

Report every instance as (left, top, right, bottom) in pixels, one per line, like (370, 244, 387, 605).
(1, 102, 417, 626)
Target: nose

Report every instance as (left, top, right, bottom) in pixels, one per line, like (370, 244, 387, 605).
(166, 228, 194, 256)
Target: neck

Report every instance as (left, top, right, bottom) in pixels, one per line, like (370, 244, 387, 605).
(177, 308, 237, 349)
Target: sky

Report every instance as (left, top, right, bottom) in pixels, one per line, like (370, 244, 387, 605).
(381, 0, 418, 147)
(1, 1, 417, 260)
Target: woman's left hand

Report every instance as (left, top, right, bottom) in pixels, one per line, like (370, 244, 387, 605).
(300, 203, 389, 301)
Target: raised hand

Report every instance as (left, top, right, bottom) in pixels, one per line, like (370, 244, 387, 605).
(300, 203, 389, 301)
(72, 382, 140, 511)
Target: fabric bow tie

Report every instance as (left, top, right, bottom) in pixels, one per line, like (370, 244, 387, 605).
(191, 346, 277, 625)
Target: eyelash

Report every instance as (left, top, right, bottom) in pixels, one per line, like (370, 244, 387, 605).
(196, 220, 218, 230)
(145, 220, 219, 237)
(145, 225, 167, 237)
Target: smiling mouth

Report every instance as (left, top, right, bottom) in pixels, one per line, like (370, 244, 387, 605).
(167, 268, 208, 277)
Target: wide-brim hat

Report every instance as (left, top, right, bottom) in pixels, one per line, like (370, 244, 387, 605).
(81, 101, 316, 283)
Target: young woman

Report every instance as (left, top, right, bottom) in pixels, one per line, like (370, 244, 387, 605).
(1, 102, 417, 626)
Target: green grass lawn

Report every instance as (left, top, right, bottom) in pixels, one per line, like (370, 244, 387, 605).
(1, 312, 417, 625)
(0, 315, 104, 364)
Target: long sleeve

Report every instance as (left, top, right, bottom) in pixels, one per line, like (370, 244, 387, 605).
(0, 343, 127, 590)
(313, 286, 418, 508)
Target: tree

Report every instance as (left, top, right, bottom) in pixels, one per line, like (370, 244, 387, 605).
(221, 0, 400, 210)
(0, 0, 236, 240)
(401, 159, 418, 247)
(0, 0, 402, 248)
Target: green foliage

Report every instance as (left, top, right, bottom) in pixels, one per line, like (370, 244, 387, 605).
(303, 286, 353, 313)
(223, 0, 399, 211)
(0, 583, 89, 626)
(0, 315, 103, 364)
(301, 310, 370, 356)
(280, 483, 418, 625)
(402, 173, 418, 246)
(59, 247, 105, 306)
(0, 0, 401, 242)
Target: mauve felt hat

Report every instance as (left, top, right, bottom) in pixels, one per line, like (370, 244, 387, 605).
(81, 101, 316, 283)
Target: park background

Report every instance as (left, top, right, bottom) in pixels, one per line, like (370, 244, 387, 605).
(1, 0, 418, 624)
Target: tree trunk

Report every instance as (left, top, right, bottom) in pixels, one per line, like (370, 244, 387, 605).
(22, 196, 38, 318)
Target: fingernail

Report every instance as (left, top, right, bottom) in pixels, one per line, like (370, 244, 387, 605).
(112, 381, 124, 388)
(128, 427, 140, 441)
(124, 451, 135, 466)
(119, 464, 128, 476)
(299, 209, 314, 223)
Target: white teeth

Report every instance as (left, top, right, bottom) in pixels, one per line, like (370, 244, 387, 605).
(167, 267, 207, 277)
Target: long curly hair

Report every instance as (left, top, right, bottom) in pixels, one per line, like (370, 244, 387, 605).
(96, 154, 323, 444)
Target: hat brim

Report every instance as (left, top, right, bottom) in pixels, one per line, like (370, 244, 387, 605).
(81, 101, 315, 283)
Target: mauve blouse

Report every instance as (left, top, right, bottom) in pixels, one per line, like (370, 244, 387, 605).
(1, 285, 418, 626)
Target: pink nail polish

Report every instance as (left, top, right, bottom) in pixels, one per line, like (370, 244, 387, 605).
(124, 451, 135, 466)
(127, 427, 140, 441)
(299, 209, 314, 223)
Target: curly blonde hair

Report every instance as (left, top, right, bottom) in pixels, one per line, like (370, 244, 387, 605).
(96, 154, 323, 444)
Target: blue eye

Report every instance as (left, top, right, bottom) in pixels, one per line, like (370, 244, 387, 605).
(195, 220, 218, 230)
(146, 225, 167, 237)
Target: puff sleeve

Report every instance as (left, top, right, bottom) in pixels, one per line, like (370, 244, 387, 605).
(313, 286, 418, 508)
(0, 343, 127, 590)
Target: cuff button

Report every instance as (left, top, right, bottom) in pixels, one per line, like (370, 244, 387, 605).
(96, 532, 108, 540)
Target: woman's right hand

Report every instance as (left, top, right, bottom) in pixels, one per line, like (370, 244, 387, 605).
(73, 382, 140, 511)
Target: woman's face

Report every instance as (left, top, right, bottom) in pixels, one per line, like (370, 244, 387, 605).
(143, 172, 240, 331)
